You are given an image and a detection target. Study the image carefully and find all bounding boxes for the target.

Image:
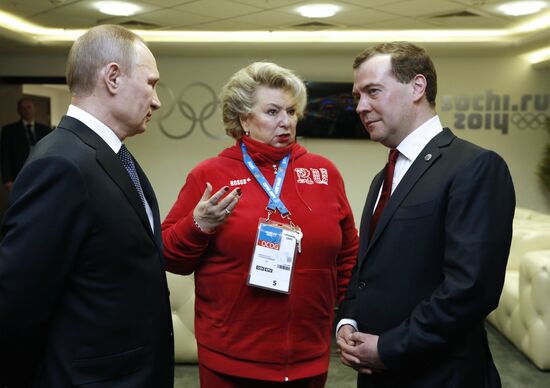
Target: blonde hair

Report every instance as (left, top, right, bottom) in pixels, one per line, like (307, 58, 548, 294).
(220, 62, 307, 139)
(66, 24, 144, 97)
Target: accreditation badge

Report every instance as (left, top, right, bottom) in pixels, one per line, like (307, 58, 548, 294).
(247, 219, 301, 294)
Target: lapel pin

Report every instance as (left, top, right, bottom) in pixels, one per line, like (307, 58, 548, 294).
(424, 153, 432, 161)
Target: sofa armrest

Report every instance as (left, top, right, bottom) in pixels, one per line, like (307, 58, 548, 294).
(167, 272, 198, 363)
(518, 250, 550, 369)
(508, 230, 550, 271)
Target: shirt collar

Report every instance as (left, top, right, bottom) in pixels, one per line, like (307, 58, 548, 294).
(397, 115, 443, 162)
(66, 104, 122, 153)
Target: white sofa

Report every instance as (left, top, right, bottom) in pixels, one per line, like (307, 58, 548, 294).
(167, 208, 550, 369)
(487, 207, 550, 370)
(167, 272, 198, 362)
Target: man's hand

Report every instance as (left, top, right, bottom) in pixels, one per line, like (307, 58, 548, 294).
(336, 324, 357, 368)
(337, 328, 386, 375)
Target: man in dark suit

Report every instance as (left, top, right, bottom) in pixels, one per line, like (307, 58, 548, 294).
(1, 97, 52, 191)
(0, 25, 174, 387)
(336, 42, 515, 387)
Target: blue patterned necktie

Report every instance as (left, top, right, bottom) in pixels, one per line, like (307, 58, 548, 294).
(118, 144, 147, 209)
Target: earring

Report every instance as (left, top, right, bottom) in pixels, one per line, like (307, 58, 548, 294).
(244, 130, 250, 136)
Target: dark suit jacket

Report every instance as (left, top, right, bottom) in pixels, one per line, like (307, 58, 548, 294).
(0, 116, 174, 387)
(0, 120, 51, 183)
(339, 128, 515, 388)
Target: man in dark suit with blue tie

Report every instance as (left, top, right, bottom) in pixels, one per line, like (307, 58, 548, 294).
(336, 41, 515, 388)
(1, 97, 52, 191)
(0, 25, 174, 387)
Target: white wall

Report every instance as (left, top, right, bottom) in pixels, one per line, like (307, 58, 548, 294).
(1, 51, 549, 222)
(22, 84, 71, 128)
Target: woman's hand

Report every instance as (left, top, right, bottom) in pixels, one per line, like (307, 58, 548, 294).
(193, 182, 241, 233)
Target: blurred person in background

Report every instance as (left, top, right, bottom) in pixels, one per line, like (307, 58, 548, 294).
(1, 97, 51, 191)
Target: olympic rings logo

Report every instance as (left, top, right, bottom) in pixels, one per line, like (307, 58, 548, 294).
(510, 113, 549, 130)
(151, 82, 227, 140)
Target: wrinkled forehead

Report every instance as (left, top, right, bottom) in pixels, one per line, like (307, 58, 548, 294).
(353, 55, 393, 87)
(133, 41, 154, 63)
(133, 42, 159, 74)
(254, 86, 296, 104)
(356, 54, 392, 75)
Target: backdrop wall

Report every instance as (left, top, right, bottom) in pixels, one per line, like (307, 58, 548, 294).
(1, 50, 548, 222)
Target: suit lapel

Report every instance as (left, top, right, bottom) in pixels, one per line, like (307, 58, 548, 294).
(134, 160, 163, 247)
(367, 128, 455, 248)
(358, 169, 384, 257)
(57, 116, 157, 243)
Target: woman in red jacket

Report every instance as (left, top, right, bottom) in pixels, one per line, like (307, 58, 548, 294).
(162, 62, 358, 387)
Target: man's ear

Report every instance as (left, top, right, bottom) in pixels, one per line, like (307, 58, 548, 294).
(411, 74, 427, 103)
(104, 62, 121, 94)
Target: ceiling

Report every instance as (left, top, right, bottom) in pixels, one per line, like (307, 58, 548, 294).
(0, 0, 549, 60)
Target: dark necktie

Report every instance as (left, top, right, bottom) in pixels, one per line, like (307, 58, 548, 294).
(118, 144, 147, 210)
(369, 149, 399, 239)
(26, 123, 36, 146)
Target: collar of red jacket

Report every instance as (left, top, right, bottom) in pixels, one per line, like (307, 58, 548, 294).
(219, 135, 307, 166)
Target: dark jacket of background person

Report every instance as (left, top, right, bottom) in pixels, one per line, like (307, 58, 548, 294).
(1, 119, 51, 184)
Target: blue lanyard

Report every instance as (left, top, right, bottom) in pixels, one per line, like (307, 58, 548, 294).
(241, 142, 291, 217)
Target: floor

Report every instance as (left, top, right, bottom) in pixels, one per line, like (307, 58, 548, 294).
(174, 323, 550, 387)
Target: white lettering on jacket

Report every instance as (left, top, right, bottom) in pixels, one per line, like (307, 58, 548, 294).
(230, 178, 251, 186)
(294, 168, 328, 185)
